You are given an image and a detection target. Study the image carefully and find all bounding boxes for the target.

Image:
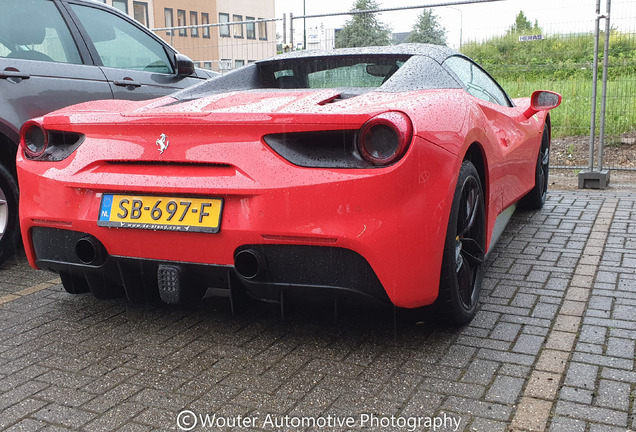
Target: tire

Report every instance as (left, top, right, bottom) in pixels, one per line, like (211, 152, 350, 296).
(519, 127, 550, 210)
(436, 160, 486, 325)
(0, 164, 20, 265)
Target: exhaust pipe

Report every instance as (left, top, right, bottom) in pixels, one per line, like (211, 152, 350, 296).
(75, 236, 102, 265)
(234, 249, 267, 280)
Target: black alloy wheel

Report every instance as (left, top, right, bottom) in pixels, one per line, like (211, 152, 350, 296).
(437, 160, 486, 325)
(537, 137, 550, 201)
(520, 126, 550, 210)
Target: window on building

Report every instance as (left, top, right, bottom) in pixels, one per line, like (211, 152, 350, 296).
(133, 2, 148, 27)
(233, 14, 243, 38)
(203, 61, 212, 69)
(246, 17, 256, 40)
(112, 0, 127, 14)
(164, 8, 173, 35)
(201, 13, 210, 38)
(220, 58, 232, 70)
(177, 9, 186, 36)
(190, 12, 198, 37)
(258, 19, 267, 41)
(219, 13, 229, 38)
(235, 59, 245, 68)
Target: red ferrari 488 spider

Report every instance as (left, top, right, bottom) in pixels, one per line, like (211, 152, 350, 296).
(18, 44, 560, 324)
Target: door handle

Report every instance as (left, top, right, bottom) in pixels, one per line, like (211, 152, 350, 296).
(0, 70, 31, 80)
(114, 79, 141, 88)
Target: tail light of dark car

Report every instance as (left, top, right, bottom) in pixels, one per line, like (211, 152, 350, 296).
(263, 111, 413, 169)
(21, 121, 84, 161)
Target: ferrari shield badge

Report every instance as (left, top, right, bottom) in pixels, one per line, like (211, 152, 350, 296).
(156, 133, 169, 154)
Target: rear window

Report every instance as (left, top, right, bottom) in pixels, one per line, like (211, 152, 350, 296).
(262, 55, 410, 89)
(171, 53, 463, 101)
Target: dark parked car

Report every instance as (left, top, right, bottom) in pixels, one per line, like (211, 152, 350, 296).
(0, 0, 216, 263)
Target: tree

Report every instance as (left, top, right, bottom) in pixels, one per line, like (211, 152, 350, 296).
(507, 11, 541, 35)
(404, 9, 447, 46)
(335, 0, 391, 48)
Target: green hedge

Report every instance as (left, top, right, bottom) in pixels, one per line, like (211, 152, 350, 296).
(462, 31, 636, 80)
(500, 76, 636, 138)
(462, 31, 636, 137)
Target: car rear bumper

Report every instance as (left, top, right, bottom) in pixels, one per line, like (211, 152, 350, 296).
(18, 136, 460, 308)
(31, 226, 390, 305)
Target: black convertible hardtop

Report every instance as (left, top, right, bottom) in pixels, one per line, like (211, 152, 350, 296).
(173, 44, 465, 101)
(258, 43, 459, 65)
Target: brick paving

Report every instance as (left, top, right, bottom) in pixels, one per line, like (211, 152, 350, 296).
(0, 190, 634, 431)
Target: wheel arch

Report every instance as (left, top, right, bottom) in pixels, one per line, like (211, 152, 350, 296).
(544, 113, 552, 145)
(462, 142, 488, 209)
(0, 130, 19, 180)
(0, 130, 20, 264)
(462, 141, 492, 250)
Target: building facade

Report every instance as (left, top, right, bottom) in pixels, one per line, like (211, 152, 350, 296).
(98, 0, 276, 72)
(215, 0, 276, 71)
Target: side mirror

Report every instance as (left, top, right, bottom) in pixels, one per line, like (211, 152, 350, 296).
(524, 90, 562, 118)
(175, 53, 195, 77)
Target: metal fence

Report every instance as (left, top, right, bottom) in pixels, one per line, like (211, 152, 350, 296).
(151, 0, 635, 171)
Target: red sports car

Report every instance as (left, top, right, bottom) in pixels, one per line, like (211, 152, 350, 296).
(17, 45, 561, 324)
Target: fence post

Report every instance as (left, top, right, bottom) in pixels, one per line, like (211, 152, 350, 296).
(290, 13, 294, 50)
(578, 0, 611, 189)
(597, 0, 612, 171)
(587, 0, 601, 173)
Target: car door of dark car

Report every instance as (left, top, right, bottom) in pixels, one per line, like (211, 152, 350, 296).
(66, 2, 203, 100)
(0, 0, 113, 141)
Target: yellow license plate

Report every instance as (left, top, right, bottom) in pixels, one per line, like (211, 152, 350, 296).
(97, 194, 223, 233)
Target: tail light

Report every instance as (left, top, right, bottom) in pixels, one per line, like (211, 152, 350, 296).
(262, 111, 413, 169)
(21, 121, 48, 158)
(357, 111, 413, 166)
(20, 121, 84, 161)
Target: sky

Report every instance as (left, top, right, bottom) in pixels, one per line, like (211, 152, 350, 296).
(274, 0, 635, 49)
